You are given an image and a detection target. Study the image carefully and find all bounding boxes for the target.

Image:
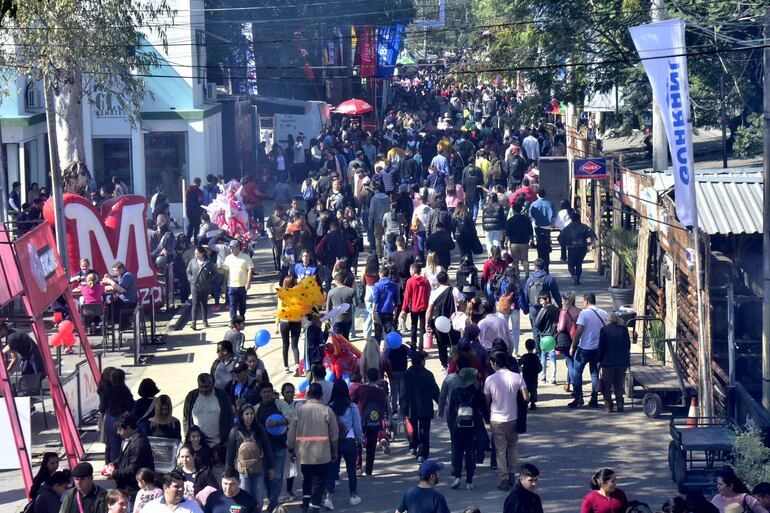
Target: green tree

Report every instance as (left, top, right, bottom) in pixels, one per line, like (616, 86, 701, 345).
(3, 0, 174, 175)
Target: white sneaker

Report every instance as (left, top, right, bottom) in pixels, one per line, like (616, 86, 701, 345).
(465, 483, 474, 490)
(451, 477, 461, 489)
(323, 497, 335, 510)
(284, 367, 291, 374)
(349, 495, 362, 506)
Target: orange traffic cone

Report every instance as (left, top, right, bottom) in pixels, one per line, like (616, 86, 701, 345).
(686, 397, 698, 427)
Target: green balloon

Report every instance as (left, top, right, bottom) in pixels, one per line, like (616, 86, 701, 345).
(540, 335, 557, 352)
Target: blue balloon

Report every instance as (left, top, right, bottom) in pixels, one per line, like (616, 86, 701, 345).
(385, 331, 403, 350)
(254, 329, 271, 348)
(325, 369, 335, 382)
(298, 378, 309, 392)
(266, 413, 287, 436)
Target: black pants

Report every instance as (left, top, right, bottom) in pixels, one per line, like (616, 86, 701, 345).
(364, 430, 379, 475)
(333, 321, 352, 340)
(410, 417, 432, 459)
(280, 321, 301, 367)
(410, 311, 426, 350)
(567, 246, 588, 280)
(432, 321, 460, 369)
(451, 427, 476, 482)
(301, 462, 328, 511)
(535, 227, 552, 272)
(186, 219, 200, 243)
(190, 288, 209, 325)
(374, 312, 395, 343)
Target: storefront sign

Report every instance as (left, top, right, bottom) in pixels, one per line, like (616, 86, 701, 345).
(93, 89, 125, 118)
(574, 158, 608, 179)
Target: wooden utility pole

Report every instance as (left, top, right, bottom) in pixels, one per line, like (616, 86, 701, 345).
(762, 6, 770, 410)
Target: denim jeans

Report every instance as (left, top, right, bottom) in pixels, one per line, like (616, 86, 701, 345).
(572, 347, 600, 401)
(363, 286, 374, 340)
(267, 448, 287, 511)
(325, 438, 358, 495)
(389, 371, 403, 415)
(211, 274, 223, 305)
(509, 311, 521, 356)
(529, 309, 541, 350)
(228, 286, 247, 320)
(413, 231, 426, 261)
(240, 472, 265, 509)
(564, 352, 575, 386)
(539, 350, 557, 382)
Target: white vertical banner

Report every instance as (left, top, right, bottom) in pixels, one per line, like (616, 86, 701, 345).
(629, 19, 697, 227)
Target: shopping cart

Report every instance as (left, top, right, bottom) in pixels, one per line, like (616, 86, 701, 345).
(148, 436, 181, 474)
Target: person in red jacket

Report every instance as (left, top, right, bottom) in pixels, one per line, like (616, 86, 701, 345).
(511, 178, 537, 206)
(401, 263, 432, 351)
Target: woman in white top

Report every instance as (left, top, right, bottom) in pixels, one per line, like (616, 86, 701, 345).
(423, 250, 445, 289)
(553, 199, 573, 262)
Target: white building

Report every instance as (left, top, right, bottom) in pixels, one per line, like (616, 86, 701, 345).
(0, 0, 222, 214)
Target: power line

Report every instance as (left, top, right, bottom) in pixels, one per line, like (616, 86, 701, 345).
(5, 39, 769, 84)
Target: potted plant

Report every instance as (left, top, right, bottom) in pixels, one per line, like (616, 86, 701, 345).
(605, 227, 638, 310)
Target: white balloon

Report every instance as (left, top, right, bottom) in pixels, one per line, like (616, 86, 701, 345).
(435, 316, 451, 334)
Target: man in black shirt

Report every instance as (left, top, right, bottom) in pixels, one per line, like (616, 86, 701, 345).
(0, 322, 44, 375)
(503, 463, 544, 513)
(426, 223, 455, 269)
(204, 470, 258, 513)
(557, 211, 593, 285)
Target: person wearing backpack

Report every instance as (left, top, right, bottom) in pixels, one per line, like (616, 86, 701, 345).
(400, 351, 440, 463)
(520, 258, 562, 348)
(425, 271, 464, 371)
(225, 403, 275, 506)
(557, 211, 593, 285)
(351, 368, 389, 476)
(446, 367, 488, 491)
(481, 246, 508, 304)
(534, 293, 560, 384)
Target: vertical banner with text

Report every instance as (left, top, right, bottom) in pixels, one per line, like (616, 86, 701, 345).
(629, 19, 697, 227)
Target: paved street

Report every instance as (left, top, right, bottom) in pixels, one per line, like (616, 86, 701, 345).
(0, 232, 677, 513)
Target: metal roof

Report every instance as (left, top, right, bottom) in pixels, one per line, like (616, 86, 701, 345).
(651, 168, 763, 235)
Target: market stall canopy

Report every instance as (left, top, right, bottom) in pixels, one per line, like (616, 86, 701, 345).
(334, 98, 373, 115)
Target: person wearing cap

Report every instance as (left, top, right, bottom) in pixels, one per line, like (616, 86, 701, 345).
(446, 367, 488, 490)
(226, 361, 258, 421)
(395, 460, 449, 513)
(60, 462, 108, 513)
(287, 382, 339, 513)
(221, 240, 253, 322)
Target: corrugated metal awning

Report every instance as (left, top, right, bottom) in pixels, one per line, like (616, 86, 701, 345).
(649, 168, 763, 235)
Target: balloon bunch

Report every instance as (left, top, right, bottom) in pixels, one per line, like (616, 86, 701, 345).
(50, 320, 77, 348)
(275, 278, 325, 322)
(205, 179, 256, 241)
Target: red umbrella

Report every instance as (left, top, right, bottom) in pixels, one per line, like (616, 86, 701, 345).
(334, 98, 373, 115)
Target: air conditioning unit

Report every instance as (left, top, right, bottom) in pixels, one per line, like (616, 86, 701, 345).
(26, 86, 41, 110)
(205, 82, 217, 101)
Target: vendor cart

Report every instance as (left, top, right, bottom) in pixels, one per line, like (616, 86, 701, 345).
(625, 316, 695, 417)
(668, 417, 735, 493)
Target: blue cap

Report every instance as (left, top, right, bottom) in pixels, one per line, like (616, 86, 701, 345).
(418, 460, 445, 480)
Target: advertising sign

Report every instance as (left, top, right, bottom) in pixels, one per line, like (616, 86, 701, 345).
(574, 158, 608, 180)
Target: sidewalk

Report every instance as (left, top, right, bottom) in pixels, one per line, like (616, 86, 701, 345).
(0, 229, 678, 513)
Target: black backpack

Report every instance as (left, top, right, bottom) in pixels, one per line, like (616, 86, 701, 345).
(488, 270, 506, 299)
(527, 275, 546, 306)
(362, 394, 384, 432)
(431, 286, 457, 319)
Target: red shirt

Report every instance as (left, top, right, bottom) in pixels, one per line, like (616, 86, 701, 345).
(482, 259, 508, 287)
(511, 185, 537, 205)
(402, 275, 431, 313)
(580, 489, 628, 513)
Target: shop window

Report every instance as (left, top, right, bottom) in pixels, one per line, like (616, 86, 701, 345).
(92, 138, 132, 193)
(144, 132, 187, 203)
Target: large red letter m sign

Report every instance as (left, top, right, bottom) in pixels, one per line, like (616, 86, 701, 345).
(44, 194, 162, 305)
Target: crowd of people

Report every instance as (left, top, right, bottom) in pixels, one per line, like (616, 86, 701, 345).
(15, 73, 770, 513)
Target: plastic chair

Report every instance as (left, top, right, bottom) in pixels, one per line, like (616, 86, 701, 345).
(16, 373, 48, 428)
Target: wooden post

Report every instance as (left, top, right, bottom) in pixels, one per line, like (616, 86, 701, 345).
(633, 221, 651, 316)
(611, 157, 623, 286)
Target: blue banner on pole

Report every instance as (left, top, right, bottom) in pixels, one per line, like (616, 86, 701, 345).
(574, 158, 608, 179)
(376, 24, 404, 77)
